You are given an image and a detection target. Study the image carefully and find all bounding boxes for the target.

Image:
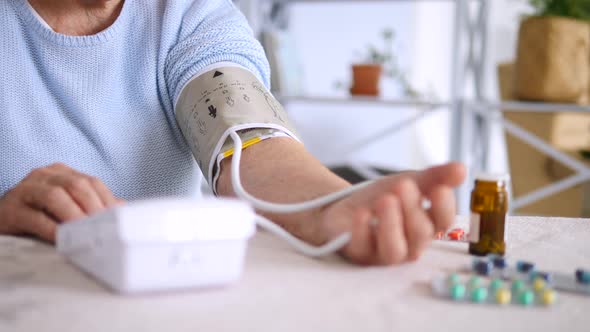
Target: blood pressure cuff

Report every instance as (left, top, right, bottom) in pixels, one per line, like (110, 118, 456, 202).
(175, 66, 301, 190)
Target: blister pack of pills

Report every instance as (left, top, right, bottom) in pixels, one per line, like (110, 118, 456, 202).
(431, 273, 557, 307)
(432, 254, 590, 307)
(467, 255, 590, 296)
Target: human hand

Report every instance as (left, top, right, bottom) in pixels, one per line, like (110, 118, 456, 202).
(0, 163, 122, 243)
(318, 162, 466, 265)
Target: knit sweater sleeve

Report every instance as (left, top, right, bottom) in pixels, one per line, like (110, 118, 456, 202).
(164, 0, 271, 106)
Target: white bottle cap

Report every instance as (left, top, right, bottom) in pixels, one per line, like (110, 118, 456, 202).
(475, 172, 510, 184)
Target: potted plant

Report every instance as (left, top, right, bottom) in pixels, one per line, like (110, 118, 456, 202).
(346, 29, 420, 97)
(514, 0, 590, 103)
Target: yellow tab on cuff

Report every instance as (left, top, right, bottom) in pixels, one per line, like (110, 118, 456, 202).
(223, 136, 263, 158)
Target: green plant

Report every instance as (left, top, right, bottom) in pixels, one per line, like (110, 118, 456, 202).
(335, 28, 423, 98)
(362, 28, 419, 98)
(528, 0, 590, 21)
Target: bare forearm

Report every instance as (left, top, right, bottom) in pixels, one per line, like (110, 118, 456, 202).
(216, 137, 350, 245)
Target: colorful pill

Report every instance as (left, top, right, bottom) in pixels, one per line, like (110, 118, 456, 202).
(472, 258, 484, 271)
(474, 260, 493, 276)
(492, 256, 507, 269)
(533, 278, 546, 292)
(490, 278, 504, 292)
(535, 272, 552, 282)
(516, 261, 535, 273)
(447, 273, 461, 285)
(447, 228, 465, 240)
(518, 289, 535, 306)
(512, 279, 525, 293)
(541, 289, 556, 305)
(575, 269, 590, 284)
(471, 287, 488, 303)
(469, 276, 483, 288)
(450, 283, 466, 300)
(495, 288, 511, 305)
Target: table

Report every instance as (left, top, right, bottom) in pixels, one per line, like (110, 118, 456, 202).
(1, 216, 589, 332)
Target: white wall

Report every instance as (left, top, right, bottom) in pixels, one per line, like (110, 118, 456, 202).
(408, 1, 454, 167)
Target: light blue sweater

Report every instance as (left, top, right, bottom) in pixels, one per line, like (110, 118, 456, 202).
(0, 0, 270, 200)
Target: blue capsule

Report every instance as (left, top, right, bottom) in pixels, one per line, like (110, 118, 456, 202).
(472, 258, 484, 271)
(575, 269, 590, 284)
(516, 261, 535, 273)
(530, 271, 552, 283)
(474, 260, 493, 276)
(492, 256, 507, 269)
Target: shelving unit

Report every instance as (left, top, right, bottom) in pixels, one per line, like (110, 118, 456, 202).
(240, 0, 590, 214)
(279, 95, 449, 162)
(469, 102, 590, 212)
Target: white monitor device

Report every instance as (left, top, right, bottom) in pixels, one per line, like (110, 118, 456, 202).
(57, 198, 256, 293)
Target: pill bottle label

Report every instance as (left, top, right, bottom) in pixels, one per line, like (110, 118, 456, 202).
(469, 212, 480, 242)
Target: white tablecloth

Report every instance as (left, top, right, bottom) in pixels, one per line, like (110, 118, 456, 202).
(1, 216, 589, 332)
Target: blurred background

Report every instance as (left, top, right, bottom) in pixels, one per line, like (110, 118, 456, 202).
(234, 0, 590, 217)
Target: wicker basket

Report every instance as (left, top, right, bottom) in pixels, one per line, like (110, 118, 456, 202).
(514, 16, 590, 103)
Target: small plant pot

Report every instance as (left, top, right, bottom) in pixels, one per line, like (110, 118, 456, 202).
(350, 64, 382, 96)
(514, 16, 590, 103)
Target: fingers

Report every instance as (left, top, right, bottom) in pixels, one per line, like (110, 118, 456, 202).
(24, 184, 86, 222)
(410, 163, 464, 239)
(343, 208, 376, 265)
(50, 166, 118, 212)
(413, 162, 466, 193)
(64, 165, 119, 208)
(428, 185, 456, 232)
(90, 177, 119, 207)
(0, 163, 118, 244)
(373, 195, 407, 265)
(50, 175, 103, 215)
(328, 162, 464, 266)
(18, 208, 58, 243)
(394, 179, 434, 261)
(25, 210, 57, 243)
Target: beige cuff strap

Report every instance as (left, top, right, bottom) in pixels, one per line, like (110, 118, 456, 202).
(175, 66, 301, 186)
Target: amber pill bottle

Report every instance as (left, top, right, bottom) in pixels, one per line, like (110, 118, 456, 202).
(468, 173, 509, 256)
